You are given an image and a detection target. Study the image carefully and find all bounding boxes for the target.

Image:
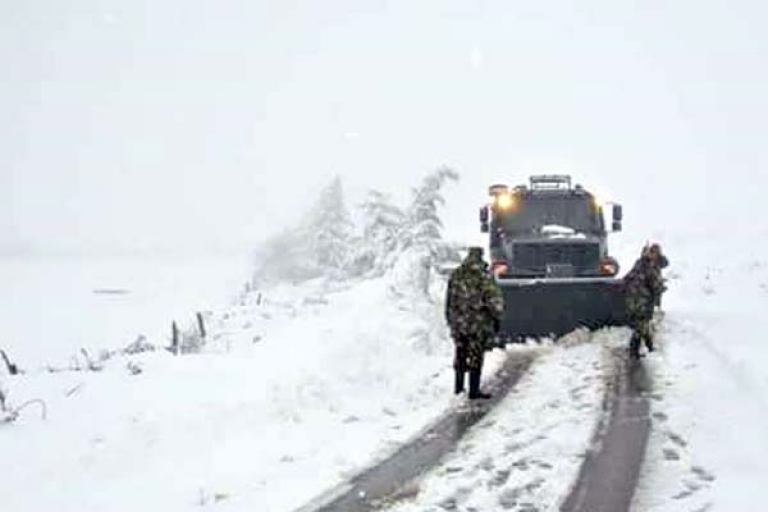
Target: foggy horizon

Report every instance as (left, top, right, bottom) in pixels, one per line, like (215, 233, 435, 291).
(5, 1, 768, 258)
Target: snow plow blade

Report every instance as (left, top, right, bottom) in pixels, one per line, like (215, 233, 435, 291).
(497, 277, 628, 339)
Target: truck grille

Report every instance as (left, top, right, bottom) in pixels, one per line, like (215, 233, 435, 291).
(512, 243, 599, 270)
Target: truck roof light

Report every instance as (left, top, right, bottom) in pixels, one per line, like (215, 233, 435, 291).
(530, 175, 572, 190)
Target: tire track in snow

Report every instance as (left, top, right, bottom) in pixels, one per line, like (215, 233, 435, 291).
(561, 346, 652, 512)
(293, 351, 536, 512)
(384, 331, 612, 512)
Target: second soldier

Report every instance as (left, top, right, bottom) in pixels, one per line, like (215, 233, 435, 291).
(624, 243, 668, 358)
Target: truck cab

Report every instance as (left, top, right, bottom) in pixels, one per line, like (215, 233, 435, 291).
(480, 175, 622, 279)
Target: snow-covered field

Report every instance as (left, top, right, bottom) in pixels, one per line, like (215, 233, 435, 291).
(0, 255, 250, 367)
(0, 255, 510, 512)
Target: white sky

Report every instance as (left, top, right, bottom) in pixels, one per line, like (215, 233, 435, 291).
(3, 0, 768, 256)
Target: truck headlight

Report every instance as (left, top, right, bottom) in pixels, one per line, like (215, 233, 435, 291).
(495, 193, 514, 210)
(599, 257, 619, 276)
(492, 260, 508, 276)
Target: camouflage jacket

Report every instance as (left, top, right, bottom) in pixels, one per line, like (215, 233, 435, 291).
(445, 257, 505, 340)
(624, 256, 665, 317)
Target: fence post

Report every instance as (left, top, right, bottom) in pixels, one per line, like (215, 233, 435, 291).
(0, 349, 19, 375)
(172, 321, 180, 355)
(196, 312, 206, 342)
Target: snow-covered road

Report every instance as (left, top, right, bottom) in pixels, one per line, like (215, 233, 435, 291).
(384, 329, 626, 512)
(299, 349, 536, 512)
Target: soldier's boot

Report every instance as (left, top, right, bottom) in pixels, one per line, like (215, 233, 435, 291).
(629, 333, 641, 359)
(454, 370, 466, 395)
(468, 369, 491, 400)
(645, 336, 655, 353)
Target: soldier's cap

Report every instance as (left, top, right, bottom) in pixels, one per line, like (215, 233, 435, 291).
(642, 242, 658, 256)
(467, 247, 484, 258)
(645, 243, 663, 258)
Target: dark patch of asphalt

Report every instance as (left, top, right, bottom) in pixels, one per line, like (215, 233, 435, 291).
(560, 347, 653, 512)
(294, 351, 537, 512)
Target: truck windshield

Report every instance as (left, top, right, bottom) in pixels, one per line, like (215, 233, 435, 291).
(498, 196, 603, 235)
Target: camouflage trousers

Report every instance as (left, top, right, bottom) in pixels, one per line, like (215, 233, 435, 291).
(453, 334, 485, 372)
(629, 314, 653, 352)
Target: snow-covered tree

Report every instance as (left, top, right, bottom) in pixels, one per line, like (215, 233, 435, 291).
(401, 166, 460, 263)
(382, 167, 460, 297)
(252, 170, 460, 289)
(252, 176, 355, 284)
(352, 190, 406, 276)
(305, 176, 355, 274)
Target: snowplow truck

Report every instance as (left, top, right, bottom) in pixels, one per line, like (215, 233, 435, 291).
(480, 175, 628, 340)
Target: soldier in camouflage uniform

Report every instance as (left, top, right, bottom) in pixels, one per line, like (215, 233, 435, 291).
(445, 247, 505, 399)
(644, 243, 669, 310)
(625, 243, 668, 358)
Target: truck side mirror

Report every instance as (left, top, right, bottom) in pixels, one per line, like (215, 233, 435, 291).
(613, 204, 623, 222)
(480, 206, 489, 233)
(612, 204, 622, 232)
